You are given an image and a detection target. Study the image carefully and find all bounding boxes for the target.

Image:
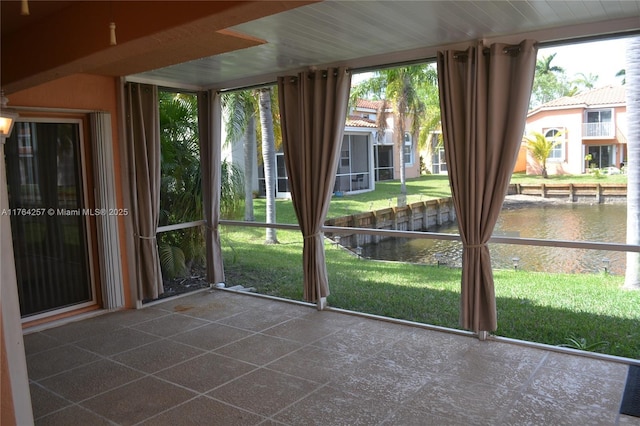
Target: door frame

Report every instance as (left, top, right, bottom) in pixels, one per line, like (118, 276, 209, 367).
(11, 116, 99, 323)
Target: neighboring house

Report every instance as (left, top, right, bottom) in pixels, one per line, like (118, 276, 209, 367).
(524, 85, 627, 175)
(227, 98, 422, 198)
(338, 99, 421, 194)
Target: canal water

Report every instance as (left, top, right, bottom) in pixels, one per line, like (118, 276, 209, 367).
(360, 198, 628, 275)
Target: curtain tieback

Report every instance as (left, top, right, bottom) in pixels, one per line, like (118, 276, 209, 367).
(303, 232, 322, 240)
(463, 243, 486, 249)
(205, 225, 217, 232)
(136, 235, 156, 240)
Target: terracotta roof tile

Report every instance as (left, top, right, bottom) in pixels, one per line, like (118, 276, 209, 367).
(356, 98, 387, 110)
(345, 115, 377, 128)
(539, 85, 626, 109)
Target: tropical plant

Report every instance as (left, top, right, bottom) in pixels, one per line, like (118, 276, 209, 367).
(351, 64, 438, 197)
(570, 72, 599, 94)
(616, 69, 626, 85)
(530, 52, 572, 108)
(558, 334, 609, 352)
(158, 91, 244, 279)
(624, 37, 640, 289)
(523, 130, 563, 178)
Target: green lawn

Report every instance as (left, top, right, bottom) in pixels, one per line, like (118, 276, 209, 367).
(236, 172, 637, 359)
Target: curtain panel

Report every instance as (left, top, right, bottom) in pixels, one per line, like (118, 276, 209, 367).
(198, 91, 225, 285)
(277, 67, 351, 304)
(437, 40, 537, 332)
(125, 83, 163, 301)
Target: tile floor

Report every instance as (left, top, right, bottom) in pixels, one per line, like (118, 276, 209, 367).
(24, 289, 640, 425)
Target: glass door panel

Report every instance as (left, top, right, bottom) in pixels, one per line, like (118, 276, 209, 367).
(5, 121, 93, 317)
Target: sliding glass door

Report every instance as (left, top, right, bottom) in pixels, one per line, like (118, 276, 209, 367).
(5, 120, 94, 318)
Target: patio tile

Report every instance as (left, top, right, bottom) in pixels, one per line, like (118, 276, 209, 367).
(29, 383, 71, 419)
(73, 327, 160, 356)
(326, 355, 433, 404)
(81, 376, 197, 425)
(23, 332, 65, 355)
(274, 385, 395, 426)
(214, 333, 303, 366)
(542, 351, 629, 381)
(379, 406, 461, 426)
(266, 345, 361, 384)
(216, 307, 299, 332)
(27, 344, 100, 380)
(207, 368, 320, 417)
(38, 315, 127, 343)
(500, 392, 619, 425)
(38, 359, 144, 402)
(155, 353, 257, 393)
(525, 365, 626, 412)
(112, 339, 205, 374)
(35, 405, 113, 426)
(129, 313, 210, 337)
(311, 327, 397, 358)
(139, 396, 265, 425)
(404, 372, 516, 424)
(172, 322, 254, 351)
(261, 316, 341, 344)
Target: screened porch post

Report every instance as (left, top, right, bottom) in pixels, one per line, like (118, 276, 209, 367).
(437, 40, 537, 335)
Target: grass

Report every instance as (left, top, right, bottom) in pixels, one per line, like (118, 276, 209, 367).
(235, 172, 637, 359)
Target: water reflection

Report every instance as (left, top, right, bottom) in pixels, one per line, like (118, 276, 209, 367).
(361, 202, 627, 275)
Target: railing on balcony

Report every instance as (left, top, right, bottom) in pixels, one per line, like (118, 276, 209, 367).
(583, 122, 614, 138)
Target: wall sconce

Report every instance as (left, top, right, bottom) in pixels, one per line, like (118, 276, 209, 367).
(512, 256, 520, 271)
(0, 91, 19, 139)
(602, 258, 610, 274)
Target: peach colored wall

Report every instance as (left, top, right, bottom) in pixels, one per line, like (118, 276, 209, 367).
(526, 106, 627, 175)
(9, 74, 132, 310)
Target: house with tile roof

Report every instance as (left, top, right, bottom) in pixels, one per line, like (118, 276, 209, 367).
(524, 85, 627, 175)
(337, 98, 421, 194)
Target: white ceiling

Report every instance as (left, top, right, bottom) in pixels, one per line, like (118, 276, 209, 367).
(131, 0, 640, 91)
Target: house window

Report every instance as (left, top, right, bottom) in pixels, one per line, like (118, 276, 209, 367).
(545, 128, 564, 160)
(404, 132, 413, 165)
(584, 109, 613, 138)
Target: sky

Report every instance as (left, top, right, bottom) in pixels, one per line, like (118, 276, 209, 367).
(538, 38, 629, 87)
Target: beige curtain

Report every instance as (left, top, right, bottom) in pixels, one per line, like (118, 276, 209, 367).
(277, 67, 351, 303)
(198, 91, 225, 285)
(125, 83, 163, 300)
(437, 40, 537, 332)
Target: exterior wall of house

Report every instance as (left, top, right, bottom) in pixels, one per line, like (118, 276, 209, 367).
(525, 104, 627, 176)
(525, 108, 583, 175)
(8, 74, 133, 314)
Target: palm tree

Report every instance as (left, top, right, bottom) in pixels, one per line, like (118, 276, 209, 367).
(523, 131, 562, 178)
(570, 72, 599, 94)
(259, 87, 279, 244)
(351, 64, 437, 197)
(531, 52, 572, 107)
(624, 37, 640, 289)
(222, 90, 257, 221)
(616, 69, 626, 85)
(536, 53, 565, 75)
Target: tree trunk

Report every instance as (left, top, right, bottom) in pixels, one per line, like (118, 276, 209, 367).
(625, 37, 640, 289)
(258, 88, 278, 244)
(243, 115, 255, 221)
(395, 111, 407, 197)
